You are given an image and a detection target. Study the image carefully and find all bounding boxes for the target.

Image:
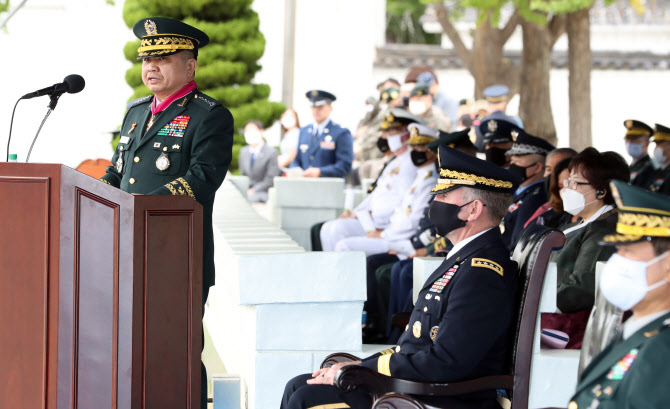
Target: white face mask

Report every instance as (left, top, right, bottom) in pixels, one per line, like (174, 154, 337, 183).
(408, 100, 428, 116)
(625, 142, 644, 158)
(244, 130, 263, 146)
(652, 146, 667, 168)
(387, 132, 407, 153)
(281, 116, 297, 129)
(559, 188, 597, 216)
(600, 252, 668, 311)
(365, 104, 375, 113)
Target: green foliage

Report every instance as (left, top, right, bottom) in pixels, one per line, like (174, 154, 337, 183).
(386, 0, 441, 44)
(0, 0, 9, 14)
(120, 0, 284, 168)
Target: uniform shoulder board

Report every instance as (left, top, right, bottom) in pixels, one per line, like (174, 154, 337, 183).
(471, 258, 504, 276)
(434, 237, 448, 251)
(423, 170, 433, 180)
(127, 95, 152, 108)
(192, 92, 221, 111)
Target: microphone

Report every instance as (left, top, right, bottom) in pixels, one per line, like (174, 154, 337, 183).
(21, 74, 86, 100)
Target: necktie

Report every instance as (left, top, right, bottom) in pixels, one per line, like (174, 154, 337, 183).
(250, 152, 256, 169)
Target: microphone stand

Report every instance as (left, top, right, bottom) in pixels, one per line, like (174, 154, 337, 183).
(25, 108, 53, 163)
(5, 97, 22, 162)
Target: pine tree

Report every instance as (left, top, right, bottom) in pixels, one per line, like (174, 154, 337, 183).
(121, 0, 284, 170)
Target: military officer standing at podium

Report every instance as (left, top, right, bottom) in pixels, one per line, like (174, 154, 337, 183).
(100, 17, 234, 409)
(567, 180, 670, 409)
(291, 90, 354, 178)
(281, 147, 522, 409)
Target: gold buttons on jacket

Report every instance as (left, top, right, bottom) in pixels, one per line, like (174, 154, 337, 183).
(134, 156, 140, 163)
(129, 178, 135, 184)
(163, 147, 168, 152)
(568, 401, 577, 409)
(119, 146, 124, 151)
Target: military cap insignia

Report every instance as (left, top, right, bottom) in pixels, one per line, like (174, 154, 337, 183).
(511, 130, 519, 141)
(412, 321, 422, 338)
(410, 127, 418, 138)
(144, 19, 158, 35)
(156, 152, 170, 171)
(390, 90, 399, 99)
(471, 258, 503, 276)
(311, 90, 319, 97)
(625, 119, 633, 129)
(387, 113, 395, 122)
(381, 92, 389, 100)
(487, 119, 498, 133)
(430, 326, 439, 341)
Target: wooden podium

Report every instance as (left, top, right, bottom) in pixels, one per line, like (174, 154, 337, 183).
(0, 163, 203, 409)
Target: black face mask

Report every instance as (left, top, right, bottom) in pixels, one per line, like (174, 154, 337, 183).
(485, 147, 508, 167)
(402, 96, 410, 108)
(411, 150, 428, 166)
(508, 163, 537, 182)
(428, 200, 473, 237)
(376, 137, 390, 153)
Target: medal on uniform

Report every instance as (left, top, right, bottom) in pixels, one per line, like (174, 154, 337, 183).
(116, 156, 123, 173)
(156, 152, 170, 171)
(412, 321, 422, 338)
(129, 122, 137, 134)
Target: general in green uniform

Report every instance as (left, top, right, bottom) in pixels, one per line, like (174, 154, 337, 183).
(567, 180, 670, 409)
(101, 17, 234, 292)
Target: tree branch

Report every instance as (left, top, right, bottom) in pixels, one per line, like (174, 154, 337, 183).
(0, 0, 29, 31)
(433, 2, 473, 75)
(549, 14, 567, 48)
(500, 9, 520, 45)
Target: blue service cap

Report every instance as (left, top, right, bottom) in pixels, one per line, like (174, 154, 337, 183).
(483, 84, 510, 103)
(306, 90, 336, 106)
(505, 129, 555, 156)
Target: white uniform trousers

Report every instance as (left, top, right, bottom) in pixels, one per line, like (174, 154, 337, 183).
(320, 218, 366, 251)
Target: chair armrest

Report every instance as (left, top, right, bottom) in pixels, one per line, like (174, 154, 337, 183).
(372, 393, 427, 409)
(335, 365, 513, 398)
(320, 352, 361, 369)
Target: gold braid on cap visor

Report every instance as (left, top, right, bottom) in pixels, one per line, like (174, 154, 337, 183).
(408, 135, 435, 145)
(615, 210, 670, 237)
(431, 168, 514, 192)
(138, 35, 195, 57)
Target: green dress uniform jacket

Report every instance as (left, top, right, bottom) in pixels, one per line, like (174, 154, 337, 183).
(647, 164, 670, 194)
(101, 89, 234, 289)
(568, 311, 670, 409)
(552, 210, 618, 313)
(629, 155, 654, 188)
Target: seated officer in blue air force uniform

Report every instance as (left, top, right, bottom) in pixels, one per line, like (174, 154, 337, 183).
(291, 90, 354, 177)
(567, 180, 670, 409)
(281, 147, 523, 409)
(100, 17, 233, 409)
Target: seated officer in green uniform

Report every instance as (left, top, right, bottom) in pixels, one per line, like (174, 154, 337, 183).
(623, 119, 655, 188)
(281, 147, 522, 409)
(100, 17, 234, 409)
(567, 180, 670, 409)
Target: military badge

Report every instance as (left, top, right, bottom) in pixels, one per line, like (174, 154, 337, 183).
(158, 115, 190, 138)
(325, 135, 332, 142)
(412, 321, 422, 338)
(116, 156, 123, 173)
(425, 294, 432, 300)
(144, 19, 158, 35)
(607, 349, 639, 380)
(154, 142, 161, 148)
(471, 258, 504, 276)
(156, 152, 170, 171)
(430, 326, 439, 340)
(120, 136, 130, 144)
(172, 144, 180, 150)
(511, 130, 519, 141)
(430, 265, 459, 293)
(487, 119, 498, 133)
(129, 122, 137, 134)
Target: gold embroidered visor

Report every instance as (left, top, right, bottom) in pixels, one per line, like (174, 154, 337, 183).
(137, 35, 196, 58)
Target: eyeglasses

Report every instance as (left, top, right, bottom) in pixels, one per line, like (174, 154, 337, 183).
(563, 178, 590, 190)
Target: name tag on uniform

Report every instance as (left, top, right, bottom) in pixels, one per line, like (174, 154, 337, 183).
(120, 136, 130, 144)
(320, 141, 336, 150)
